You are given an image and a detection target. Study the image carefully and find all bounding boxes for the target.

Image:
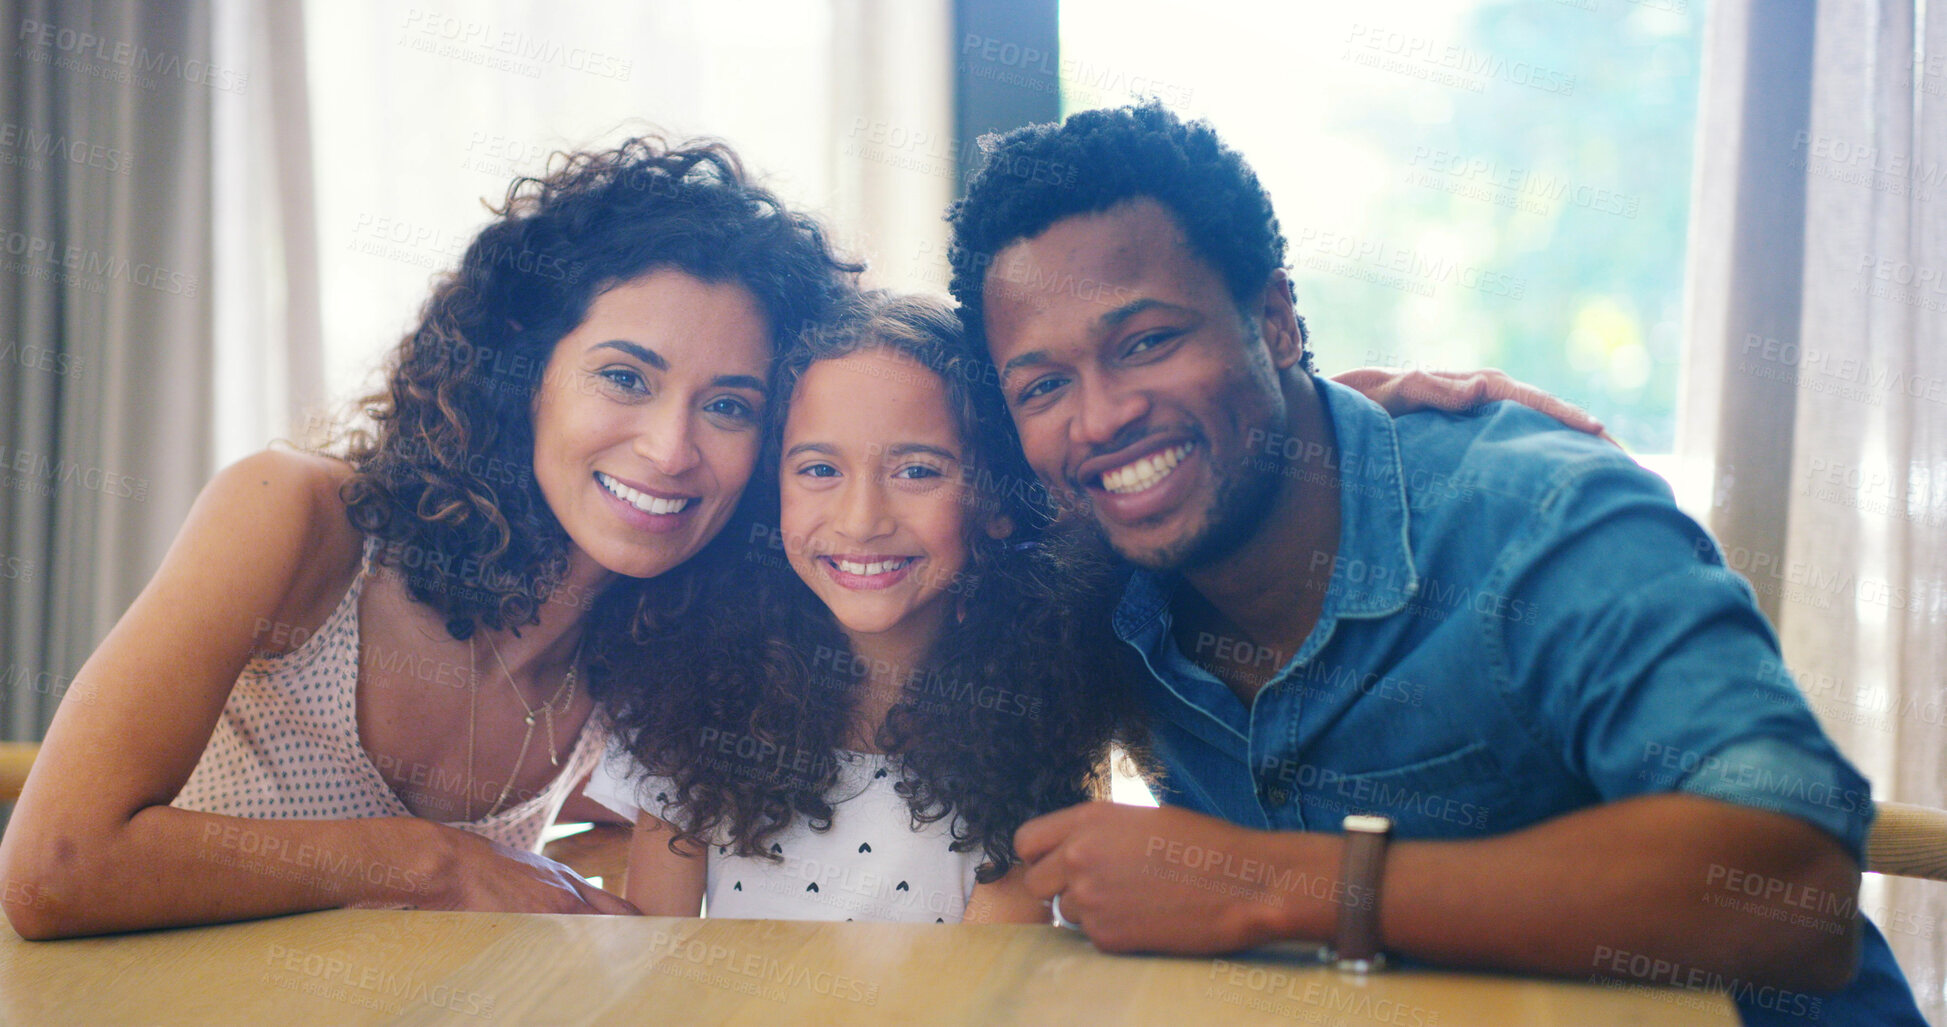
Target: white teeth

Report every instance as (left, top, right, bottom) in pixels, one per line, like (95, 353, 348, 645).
(596, 472, 692, 515)
(832, 557, 912, 576)
(1100, 443, 1193, 495)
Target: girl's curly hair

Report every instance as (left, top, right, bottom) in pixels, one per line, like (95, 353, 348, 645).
(593, 293, 1149, 883)
(337, 135, 861, 640)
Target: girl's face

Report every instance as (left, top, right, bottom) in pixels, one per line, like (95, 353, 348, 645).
(532, 269, 772, 581)
(780, 348, 978, 649)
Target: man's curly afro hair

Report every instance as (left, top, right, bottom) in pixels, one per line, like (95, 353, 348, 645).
(945, 101, 1310, 371)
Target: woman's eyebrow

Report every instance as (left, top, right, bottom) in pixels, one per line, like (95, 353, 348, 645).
(592, 340, 765, 392)
(592, 339, 666, 369)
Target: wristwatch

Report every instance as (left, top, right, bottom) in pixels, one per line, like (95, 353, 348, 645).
(1331, 814, 1393, 972)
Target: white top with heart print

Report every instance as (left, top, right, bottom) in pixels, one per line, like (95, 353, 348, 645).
(585, 744, 981, 923)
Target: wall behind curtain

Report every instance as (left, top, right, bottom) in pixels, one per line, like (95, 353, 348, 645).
(0, 0, 217, 741)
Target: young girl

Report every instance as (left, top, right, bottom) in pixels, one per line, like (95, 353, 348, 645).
(587, 293, 1143, 923)
(0, 137, 858, 938)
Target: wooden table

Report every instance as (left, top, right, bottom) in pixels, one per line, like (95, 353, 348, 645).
(0, 911, 1736, 1025)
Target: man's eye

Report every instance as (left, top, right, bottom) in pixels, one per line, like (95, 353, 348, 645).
(1127, 331, 1178, 356)
(1018, 375, 1067, 403)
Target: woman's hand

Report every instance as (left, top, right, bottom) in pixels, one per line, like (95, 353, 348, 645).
(1332, 367, 1615, 444)
(420, 824, 640, 916)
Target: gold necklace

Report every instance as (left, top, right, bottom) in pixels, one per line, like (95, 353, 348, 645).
(478, 630, 581, 818)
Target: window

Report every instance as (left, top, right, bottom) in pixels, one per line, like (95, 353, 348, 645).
(1059, 0, 1704, 453)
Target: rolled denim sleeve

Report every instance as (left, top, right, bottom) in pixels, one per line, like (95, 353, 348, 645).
(1491, 454, 1875, 860)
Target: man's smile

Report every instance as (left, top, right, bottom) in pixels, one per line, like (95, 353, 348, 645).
(1099, 442, 1194, 495)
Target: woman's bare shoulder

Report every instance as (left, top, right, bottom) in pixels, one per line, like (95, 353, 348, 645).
(202, 450, 366, 635)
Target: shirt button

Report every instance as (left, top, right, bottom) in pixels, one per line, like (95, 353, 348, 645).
(1262, 786, 1291, 807)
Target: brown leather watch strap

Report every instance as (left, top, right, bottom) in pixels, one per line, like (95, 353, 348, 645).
(1332, 814, 1393, 972)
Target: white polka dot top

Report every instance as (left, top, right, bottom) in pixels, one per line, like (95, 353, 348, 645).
(172, 537, 607, 852)
(585, 744, 980, 923)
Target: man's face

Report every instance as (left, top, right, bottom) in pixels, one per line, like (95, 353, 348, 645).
(980, 198, 1302, 571)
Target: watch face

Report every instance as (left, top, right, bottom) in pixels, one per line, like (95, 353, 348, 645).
(1343, 814, 1393, 834)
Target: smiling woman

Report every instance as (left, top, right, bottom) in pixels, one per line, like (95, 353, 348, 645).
(530, 271, 773, 581)
(0, 135, 860, 940)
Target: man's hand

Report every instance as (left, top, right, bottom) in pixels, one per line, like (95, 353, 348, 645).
(1014, 802, 1333, 954)
(1332, 367, 1617, 445)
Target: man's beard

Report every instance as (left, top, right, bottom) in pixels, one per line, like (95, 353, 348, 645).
(1101, 432, 1285, 573)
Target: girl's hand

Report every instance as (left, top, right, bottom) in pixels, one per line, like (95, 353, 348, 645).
(622, 813, 706, 916)
(1331, 367, 1615, 443)
(423, 824, 640, 916)
(964, 860, 1053, 925)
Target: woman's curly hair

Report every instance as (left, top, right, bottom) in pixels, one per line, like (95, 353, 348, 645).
(337, 135, 860, 641)
(593, 292, 1149, 883)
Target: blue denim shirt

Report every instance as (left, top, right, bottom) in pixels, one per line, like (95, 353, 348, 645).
(1115, 377, 1923, 1026)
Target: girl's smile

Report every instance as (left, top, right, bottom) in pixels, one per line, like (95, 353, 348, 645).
(818, 554, 922, 590)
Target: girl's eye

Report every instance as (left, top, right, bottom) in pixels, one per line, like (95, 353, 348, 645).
(599, 367, 647, 393)
(705, 396, 756, 422)
(893, 464, 942, 480)
(798, 462, 839, 478)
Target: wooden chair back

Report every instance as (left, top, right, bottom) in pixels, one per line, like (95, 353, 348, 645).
(1866, 801, 1947, 882)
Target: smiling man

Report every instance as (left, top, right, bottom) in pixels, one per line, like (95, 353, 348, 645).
(945, 104, 1923, 1026)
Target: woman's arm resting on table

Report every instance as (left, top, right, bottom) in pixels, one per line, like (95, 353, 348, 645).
(1015, 795, 1859, 992)
(623, 813, 705, 916)
(0, 451, 631, 940)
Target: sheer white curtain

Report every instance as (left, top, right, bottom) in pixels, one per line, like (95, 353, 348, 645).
(300, 0, 951, 413)
(211, 0, 324, 465)
(1685, 2, 1947, 1016)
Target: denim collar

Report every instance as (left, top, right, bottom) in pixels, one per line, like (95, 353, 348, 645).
(1112, 375, 1421, 667)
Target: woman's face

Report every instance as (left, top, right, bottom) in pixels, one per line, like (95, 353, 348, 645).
(532, 269, 772, 580)
(779, 348, 975, 648)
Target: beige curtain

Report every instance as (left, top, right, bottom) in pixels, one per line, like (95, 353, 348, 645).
(1684, 1, 1947, 1017)
(0, 0, 217, 741)
(0, 0, 319, 748)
